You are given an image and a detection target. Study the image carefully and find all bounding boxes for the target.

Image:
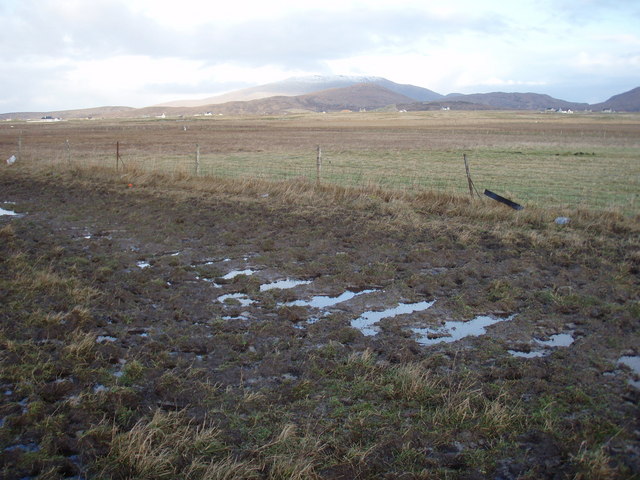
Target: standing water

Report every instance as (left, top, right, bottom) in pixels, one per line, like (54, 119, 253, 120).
(285, 289, 377, 309)
(351, 301, 436, 336)
(412, 314, 516, 346)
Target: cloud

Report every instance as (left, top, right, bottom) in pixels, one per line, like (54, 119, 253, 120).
(0, 0, 638, 111)
(0, 0, 508, 65)
(0, 0, 172, 60)
(530, 0, 640, 28)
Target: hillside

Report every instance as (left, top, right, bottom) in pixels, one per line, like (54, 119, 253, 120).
(113, 83, 415, 116)
(592, 86, 640, 112)
(156, 75, 442, 107)
(396, 100, 497, 111)
(2, 78, 639, 120)
(444, 92, 589, 111)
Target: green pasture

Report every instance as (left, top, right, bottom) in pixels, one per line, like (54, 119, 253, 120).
(175, 146, 639, 213)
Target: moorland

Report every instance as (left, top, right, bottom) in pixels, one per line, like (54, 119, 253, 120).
(0, 111, 639, 479)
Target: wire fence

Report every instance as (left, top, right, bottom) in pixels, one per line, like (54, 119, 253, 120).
(4, 122, 639, 214)
(45, 144, 638, 213)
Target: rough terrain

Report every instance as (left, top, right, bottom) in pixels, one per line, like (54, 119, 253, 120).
(1, 165, 639, 479)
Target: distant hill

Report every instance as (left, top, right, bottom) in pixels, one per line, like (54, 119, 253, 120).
(156, 75, 442, 107)
(591, 86, 640, 112)
(296, 83, 415, 111)
(2, 78, 639, 119)
(397, 100, 496, 111)
(444, 92, 589, 111)
(178, 83, 416, 115)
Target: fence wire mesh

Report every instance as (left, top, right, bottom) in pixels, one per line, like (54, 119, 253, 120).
(3, 114, 639, 213)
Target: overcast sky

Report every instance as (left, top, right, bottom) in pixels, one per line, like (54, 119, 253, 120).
(1, 0, 639, 112)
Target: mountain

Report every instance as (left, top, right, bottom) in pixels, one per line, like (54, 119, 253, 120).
(591, 86, 640, 112)
(2, 78, 639, 119)
(396, 100, 496, 111)
(156, 75, 443, 107)
(182, 83, 415, 115)
(296, 83, 415, 111)
(443, 92, 589, 111)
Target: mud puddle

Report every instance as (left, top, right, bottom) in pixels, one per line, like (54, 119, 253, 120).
(260, 278, 312, 292)
(617, 356, 640, 389)
(285, 289, 378, 309)
(351, 300, 436, 336)
(221, 268, 256, 280)
(217, 293, 255, 307)
(96, 335, 117, 343)
(0, 206, 20, 217)
(412, 314, 516, 346)
(509, 331, 575, 358)
(536, 332, 574, 347)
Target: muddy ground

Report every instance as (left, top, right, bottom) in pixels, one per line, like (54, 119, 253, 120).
(1, 167, 639, 479)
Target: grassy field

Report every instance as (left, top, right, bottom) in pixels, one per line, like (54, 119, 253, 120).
(1, 110, 639, 212)
(1, 112, 639, 478)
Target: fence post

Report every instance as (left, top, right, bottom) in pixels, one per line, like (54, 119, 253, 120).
(195, 144, 200, 176)
(463, 154, 479, 198)
(116, 141, 120, 171)
(65, 139, 71, 166)
(18, 133, 22, 162)
(316, 145, 322, 184)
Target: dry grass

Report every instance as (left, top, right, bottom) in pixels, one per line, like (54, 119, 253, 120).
(25, 162, 640, 256)
(572, 442, 619, 480)
(102, 410, 327, 480)
(104, 410, 230, 479)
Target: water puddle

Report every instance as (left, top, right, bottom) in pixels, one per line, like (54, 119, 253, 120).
(535, 333, 574, 347)
(260, 279, 312, 292)
(221, 269, 256, 280)
(195, 276, 222, 287)
(285, 289, 377, 309)
(508, 350, 546, 358)
(4, 442, 40, 453)
(509, 332, 575, 358)
(0, 207, 20, 217)
(217, 293, 254, 307)
(351, 301, 435, 336)
(222, 315, 250, 321)
(412, 314, 516, 346)
(618, 356, 640, 389)
(96, 335, 117, 343)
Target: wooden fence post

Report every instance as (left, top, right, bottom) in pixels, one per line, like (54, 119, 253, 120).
(65, 139, 71, 165)
(316, 145, 322, 184)
(18, 133, 22, 162)
(463, 154, 481, 199)
(195, 144, 200, 176)
(116, 141, 125, 171)
(463, 154, 473, 198)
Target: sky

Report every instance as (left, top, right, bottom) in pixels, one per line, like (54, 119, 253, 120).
(1, 0, 639, 113)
